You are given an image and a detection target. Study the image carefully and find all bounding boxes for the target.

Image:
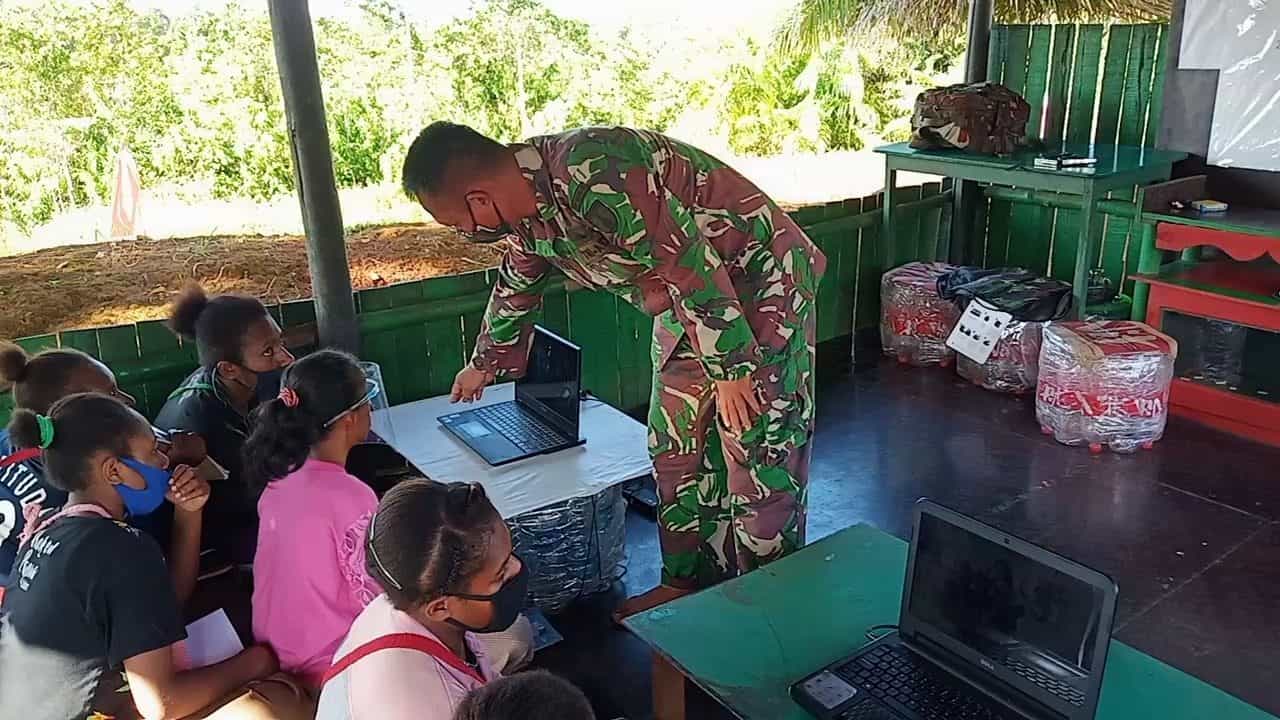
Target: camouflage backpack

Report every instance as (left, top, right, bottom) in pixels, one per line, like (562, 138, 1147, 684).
(910, 82, 1031, 156)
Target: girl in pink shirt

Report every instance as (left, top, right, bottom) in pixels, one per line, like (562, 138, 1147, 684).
(244, 350, 383, 687)
(316, 479, 529, 720)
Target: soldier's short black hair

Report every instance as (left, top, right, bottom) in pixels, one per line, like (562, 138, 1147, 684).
(401, 122, 508, 199)
(453, 670, 596, 720)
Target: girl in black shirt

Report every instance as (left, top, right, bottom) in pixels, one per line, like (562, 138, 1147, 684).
(0, 341, 208, 604)
(0, 393, 282, 720)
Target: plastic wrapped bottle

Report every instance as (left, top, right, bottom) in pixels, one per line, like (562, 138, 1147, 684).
(957, 320, 1044, 393)
(880, 262, 961, 367)
(1035, 321, 1178, 453)
(1200, 319, 1248, 387)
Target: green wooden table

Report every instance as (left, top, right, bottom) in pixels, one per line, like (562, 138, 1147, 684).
(875, 142, 1186, 318)
(626, 524, 1275, 720)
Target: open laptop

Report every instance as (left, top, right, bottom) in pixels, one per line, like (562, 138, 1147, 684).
(792, 500, 1118, 720)
(439, 326, 585, 466)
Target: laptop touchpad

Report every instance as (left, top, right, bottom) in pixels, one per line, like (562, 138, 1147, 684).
(456, 421, 492, 438)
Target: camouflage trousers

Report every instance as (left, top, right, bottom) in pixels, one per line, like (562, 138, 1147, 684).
(647, 312, 817, 589)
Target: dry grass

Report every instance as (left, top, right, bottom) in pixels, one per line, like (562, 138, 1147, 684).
(0, 223, 503, 340)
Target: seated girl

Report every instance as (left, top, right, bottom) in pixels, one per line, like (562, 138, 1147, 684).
(0, 392, 296, 720)
(244, 349, 384, 687)
(155, 285, 294, 566)
(0, 342, 206, 605)
(315, 479, 530, 720)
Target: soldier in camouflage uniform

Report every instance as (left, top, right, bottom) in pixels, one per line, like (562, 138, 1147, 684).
(401, 123, 826, 616)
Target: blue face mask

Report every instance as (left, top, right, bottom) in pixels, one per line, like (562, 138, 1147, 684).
(117, 457, 172, 517)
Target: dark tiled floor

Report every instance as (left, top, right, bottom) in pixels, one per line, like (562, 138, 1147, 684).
(534, 361, 1280, 719)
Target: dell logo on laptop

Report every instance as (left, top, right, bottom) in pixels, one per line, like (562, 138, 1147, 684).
(979, 658, 995, 671)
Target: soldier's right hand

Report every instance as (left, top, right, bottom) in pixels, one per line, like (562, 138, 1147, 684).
(451, 366, 494, 403)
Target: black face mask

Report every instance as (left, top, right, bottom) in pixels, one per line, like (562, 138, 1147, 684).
(446, 559, 529, 634)
(460, 200, 512, 244)
(252, 367, 287, 405)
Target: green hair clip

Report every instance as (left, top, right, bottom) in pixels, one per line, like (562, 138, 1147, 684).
(35, 414, 55, 449)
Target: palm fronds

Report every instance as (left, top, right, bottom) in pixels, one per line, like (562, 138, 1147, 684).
(774, 0, 1173, 53)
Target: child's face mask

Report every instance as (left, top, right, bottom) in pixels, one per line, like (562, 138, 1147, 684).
(116, 457, 172, 517)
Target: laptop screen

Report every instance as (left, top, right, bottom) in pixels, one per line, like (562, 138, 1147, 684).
(516, 327, 580, 433)
(907, 511, 1108, 705)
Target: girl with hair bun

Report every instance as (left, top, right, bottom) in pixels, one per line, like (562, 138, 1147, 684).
(154, 284, 294, 566)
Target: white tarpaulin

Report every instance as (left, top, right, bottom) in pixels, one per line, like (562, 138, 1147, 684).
(379, 384, 652, 518)
(109, 146, 142, 239)
(1180, 0, 1280, 171)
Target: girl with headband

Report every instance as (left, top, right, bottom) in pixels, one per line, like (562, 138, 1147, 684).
(245, 351, 535, 690)
(316, 479, 529, 720)
(243, 349, 384, 688)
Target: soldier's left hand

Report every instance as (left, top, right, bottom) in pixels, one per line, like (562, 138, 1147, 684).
(715, 376, 762, 435)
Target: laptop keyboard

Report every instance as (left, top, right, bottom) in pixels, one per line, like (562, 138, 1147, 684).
(836, 645, 1017, 720)
(473, 403, 565, 452)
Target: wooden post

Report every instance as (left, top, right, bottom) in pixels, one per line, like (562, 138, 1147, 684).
(952, 0, 996, 264)
(267, 0, 360, 353)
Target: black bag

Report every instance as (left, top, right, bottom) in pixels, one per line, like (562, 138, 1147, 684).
(937, 267, 1073, 322)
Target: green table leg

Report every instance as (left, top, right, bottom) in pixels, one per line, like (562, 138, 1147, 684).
(1073, 188, 1101, 319)
(883, 163, 897, 270)
(1132, 221, 1159, 320)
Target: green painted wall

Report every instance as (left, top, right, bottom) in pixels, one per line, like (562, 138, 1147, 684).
(979, 23, 1170, 300)
(0, 189, 951, 425)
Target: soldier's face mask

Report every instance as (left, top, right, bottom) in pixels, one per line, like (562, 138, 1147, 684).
(461, 192, 512, 244)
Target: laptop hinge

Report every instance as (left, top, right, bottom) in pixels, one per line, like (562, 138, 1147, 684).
(517, 392, 577, 438)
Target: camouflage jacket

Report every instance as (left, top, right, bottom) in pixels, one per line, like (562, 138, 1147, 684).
(471, 127, 827, 382)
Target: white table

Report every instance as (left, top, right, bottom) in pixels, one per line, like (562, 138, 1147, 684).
(375, 384, 653, 612)
(376, 384, 652, 519)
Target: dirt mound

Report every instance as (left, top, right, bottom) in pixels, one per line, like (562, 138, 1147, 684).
(0, 224, 503, 340)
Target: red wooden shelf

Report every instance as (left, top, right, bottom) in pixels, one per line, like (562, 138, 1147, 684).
(1147, 206, 1280, 263)
(1131, 260, 1280, 315)
(1132, 207, 1280, 446)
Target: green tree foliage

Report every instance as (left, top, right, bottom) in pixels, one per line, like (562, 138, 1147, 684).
(0, 0, 961, 238)
(719, 34, 961, 155)
(435, 0, 596, 141)
(720, 40, 819, 156)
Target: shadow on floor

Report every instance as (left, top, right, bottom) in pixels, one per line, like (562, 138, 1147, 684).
(533, 361, 1280, 719)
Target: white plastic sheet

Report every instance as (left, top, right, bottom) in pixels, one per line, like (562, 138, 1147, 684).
(380, 384, 652, 519)
(1180, 0, 1280, 171)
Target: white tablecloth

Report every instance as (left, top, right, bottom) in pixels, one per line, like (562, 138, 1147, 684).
(378, 384, 652, 519)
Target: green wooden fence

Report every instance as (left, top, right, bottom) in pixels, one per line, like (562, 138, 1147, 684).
(0, 185, 950, 426)
(978, 23, 1169, 298)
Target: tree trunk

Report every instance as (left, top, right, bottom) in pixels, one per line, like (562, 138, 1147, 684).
(513, 34, 532, 138)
